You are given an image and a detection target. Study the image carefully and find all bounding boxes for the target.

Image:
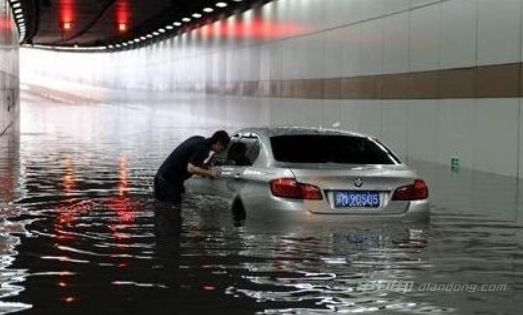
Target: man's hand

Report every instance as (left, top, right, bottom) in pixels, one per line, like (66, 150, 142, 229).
(209, 167, 222, 179)
(188, 163, 221, 179)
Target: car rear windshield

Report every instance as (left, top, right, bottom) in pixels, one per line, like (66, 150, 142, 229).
(270, 135, 400, 164)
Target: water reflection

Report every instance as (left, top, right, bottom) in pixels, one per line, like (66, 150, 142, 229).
(0, 91, 520, 314)
(0, 125, 31, 313)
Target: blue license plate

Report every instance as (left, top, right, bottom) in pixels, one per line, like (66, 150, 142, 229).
(334, 191, 380, 208)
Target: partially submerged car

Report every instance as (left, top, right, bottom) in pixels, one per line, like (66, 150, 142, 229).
(186, 127, 429, 222)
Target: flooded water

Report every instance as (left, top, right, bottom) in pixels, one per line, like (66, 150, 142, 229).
(0, 90, 521, 314)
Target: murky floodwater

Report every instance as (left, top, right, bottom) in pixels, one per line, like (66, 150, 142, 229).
(0, 91, 521, 314)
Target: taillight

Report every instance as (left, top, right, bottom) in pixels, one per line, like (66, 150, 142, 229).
(392, 179, 428, 201)
(270, 178, 323, 200)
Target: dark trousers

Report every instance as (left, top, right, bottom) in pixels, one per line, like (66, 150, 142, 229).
(154, 174, 185, 203)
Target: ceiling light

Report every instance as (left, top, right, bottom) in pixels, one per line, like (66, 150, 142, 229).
(158, 28, 166, 33)
(117, 23, 128, 33)
(173, 22, 182, 26)
(166, 25, 174, 30)
(61, 21, 72, 30)
(146, 34, 153, 38)
(134, 39, 140, 43)
(203, 7, 214, 13)
(192, 13, 202, 19)
(181, 17, 191, 22)
(216, 2, 228, 8)
(14, 8, 22, 14)
(152, 31, 159, 36)
(140, 36, 146, 40)
(122, 43, 128, 46)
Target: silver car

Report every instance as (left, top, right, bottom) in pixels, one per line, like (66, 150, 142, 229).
(186, 127, 429, 222)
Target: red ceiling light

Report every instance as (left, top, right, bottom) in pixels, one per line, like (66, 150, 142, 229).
(59, 0, 74, 32)
(116, 0, 131, 34)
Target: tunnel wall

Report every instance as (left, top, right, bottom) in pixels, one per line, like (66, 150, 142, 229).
(0, 0, 19, 137)
(21, 0, 523, 177)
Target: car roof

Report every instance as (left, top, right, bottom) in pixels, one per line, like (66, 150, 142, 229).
(234, 127, 370, 138)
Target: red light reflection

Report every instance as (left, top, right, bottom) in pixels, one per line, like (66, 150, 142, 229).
(117, 155, 128, 196)
(61, 155, 76, 194)
(0, 18, 12, 31)
(199, 19, 306, 40)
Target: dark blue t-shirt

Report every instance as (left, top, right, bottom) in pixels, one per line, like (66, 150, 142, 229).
(157, 136, 211, 184)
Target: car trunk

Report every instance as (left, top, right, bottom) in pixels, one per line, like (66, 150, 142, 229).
(290, 164, 415, 215)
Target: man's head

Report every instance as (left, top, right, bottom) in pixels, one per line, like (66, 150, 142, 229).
(209, 130, 230, 153)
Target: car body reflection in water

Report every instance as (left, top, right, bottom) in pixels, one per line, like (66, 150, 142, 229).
(0, 91, 520, 314)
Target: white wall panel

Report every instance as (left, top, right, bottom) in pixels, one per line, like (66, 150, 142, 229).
(383, 12, 410, 74)
(409, 4, 441, 71)
(301, 33, 326, 79)
(383, 0, 411, 14)
(322, 101, 343, 129)
(440, 0, 477, 69)
(474, 99, 519, 177)
(324, 28, 344, 78)
(326, 0, 354, 28)
(359, 19, 384, 75)
(281, 39, 299, 80)
(341, 101, 382, 137)
(381, 101, 409, 160)
(438, 99, 475, 168)
(477, 0, 522, 65)
(410, 0, 441, 9)
(340, 25, 361, 77)
(343, 0, 364, 25)
(269, 42, 283, 80)
(353, 0, 385, 21)
(407, 100, 439, 163)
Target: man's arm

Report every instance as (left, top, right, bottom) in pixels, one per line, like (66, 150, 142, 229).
(187, 163, 220, 178)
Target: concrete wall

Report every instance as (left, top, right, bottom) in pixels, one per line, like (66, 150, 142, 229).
(21, 0, 523, 177)
(0, 0, 19, 137)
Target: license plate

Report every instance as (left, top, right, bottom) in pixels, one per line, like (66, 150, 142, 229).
(334, 191, 380, 208)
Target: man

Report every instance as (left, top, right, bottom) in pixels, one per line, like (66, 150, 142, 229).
(154, 130, 230, 202)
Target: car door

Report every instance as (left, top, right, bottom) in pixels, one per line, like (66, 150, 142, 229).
(221, 133, 262, 199)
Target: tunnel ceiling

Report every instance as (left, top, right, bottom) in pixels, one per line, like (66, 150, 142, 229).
(11, 0, 261, 50)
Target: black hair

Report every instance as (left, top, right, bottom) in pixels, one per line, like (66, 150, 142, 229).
(210, 130, 230, 146)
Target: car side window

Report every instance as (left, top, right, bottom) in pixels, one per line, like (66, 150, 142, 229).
(222, 133, 261, 166)
(240, 134, 261, 166)
(224, 135, 244, 166)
